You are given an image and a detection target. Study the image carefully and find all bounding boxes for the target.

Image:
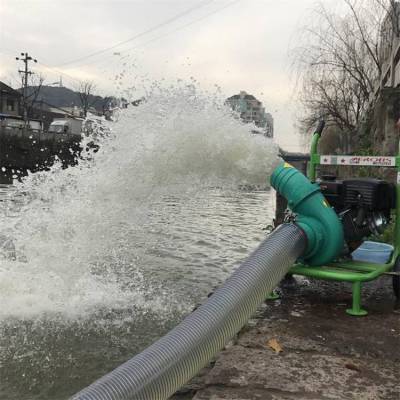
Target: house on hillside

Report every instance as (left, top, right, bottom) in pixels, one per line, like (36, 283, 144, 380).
(226, 91, 274, 138)
(0, 81, 21, 117)
(28, 101, 76, 130)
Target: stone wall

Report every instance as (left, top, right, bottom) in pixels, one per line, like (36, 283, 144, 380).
(0, 126, 82, 182)
(370, 88, 400, 156)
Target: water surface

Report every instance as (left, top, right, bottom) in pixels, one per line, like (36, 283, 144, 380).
(0, 84, 278, 399)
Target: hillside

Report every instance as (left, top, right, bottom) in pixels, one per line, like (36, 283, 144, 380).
(22, 85, 110, 112)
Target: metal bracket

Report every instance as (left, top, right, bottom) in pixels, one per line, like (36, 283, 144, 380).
(283, 209, 297, 224)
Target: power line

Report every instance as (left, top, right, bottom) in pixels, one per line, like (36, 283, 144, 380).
(2, 0, 241, 96)
(37, 61, 82, 85)
(59, 0, 243, 72)
(55, 0, 215, 68)
(35, 0, 241, 95)
(122, 0, 242, 56)
(0, 49, 78, 90)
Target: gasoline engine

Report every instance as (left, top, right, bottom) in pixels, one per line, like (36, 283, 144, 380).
(318, 176, 396, 253)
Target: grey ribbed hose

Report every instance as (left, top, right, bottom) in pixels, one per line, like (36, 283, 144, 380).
(71, 223, 306, 400)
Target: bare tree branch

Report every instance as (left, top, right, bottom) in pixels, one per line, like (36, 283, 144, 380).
(26, 74, 45, 117)
(291, 0, 395, 134)
(77, 81, 97, 117)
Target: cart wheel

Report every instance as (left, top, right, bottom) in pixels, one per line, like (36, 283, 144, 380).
(393, 256, 400, 300)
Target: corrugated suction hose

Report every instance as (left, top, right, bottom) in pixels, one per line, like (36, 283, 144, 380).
(71, 223, 306, 400)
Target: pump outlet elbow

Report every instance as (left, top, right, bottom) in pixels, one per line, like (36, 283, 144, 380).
(270, 162, 344, 266)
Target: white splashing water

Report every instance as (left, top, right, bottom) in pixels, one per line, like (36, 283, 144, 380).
(0, 83, 279, 320)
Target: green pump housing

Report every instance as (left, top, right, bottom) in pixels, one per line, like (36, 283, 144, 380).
(270, 162, 344, 266)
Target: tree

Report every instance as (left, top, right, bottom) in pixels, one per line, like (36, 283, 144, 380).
(77, 81, 98, 117)
(17, 73, 45, 119)
(292, 0, 399, 134)
(25, 74, 45, 117)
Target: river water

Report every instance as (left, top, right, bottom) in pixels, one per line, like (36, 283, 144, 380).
(0, 85, 278, 399)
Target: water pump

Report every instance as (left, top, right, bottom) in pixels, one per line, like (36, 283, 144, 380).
(318, 176, 396, 252)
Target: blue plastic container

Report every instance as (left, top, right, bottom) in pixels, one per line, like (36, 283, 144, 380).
(351, 241, 394, 264)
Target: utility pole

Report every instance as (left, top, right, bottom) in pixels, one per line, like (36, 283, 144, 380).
(16, 52, 37, 124)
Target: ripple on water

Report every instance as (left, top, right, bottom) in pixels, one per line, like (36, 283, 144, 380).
(0, 82, 278, 399)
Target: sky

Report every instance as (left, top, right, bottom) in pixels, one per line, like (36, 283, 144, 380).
(0, 0, 324, 150)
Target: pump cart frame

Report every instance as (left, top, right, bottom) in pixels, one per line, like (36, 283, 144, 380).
(286, 123, 400, 316)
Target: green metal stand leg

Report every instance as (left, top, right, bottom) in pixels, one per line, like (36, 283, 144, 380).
(266, 289, 280, 300)
(346, 281, 367, 316)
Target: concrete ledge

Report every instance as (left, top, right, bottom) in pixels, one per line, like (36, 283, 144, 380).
(176, 279, 400, 400)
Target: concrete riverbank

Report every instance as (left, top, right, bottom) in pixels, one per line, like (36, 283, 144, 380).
(172, 277, 400, 400)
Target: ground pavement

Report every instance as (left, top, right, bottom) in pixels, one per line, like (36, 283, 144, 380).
(172, 276, 400, 400)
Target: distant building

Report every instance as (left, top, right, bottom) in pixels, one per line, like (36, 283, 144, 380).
(263, 112, 274, 138)
(0, 81, 21, 117)
(28, 101, 78, 130)
(57, 106, 84, 117)
(226, 91, 273, 138)
(377, 2, 400, 90)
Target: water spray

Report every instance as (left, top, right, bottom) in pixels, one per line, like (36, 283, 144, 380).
(71, 162, 344, 400)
